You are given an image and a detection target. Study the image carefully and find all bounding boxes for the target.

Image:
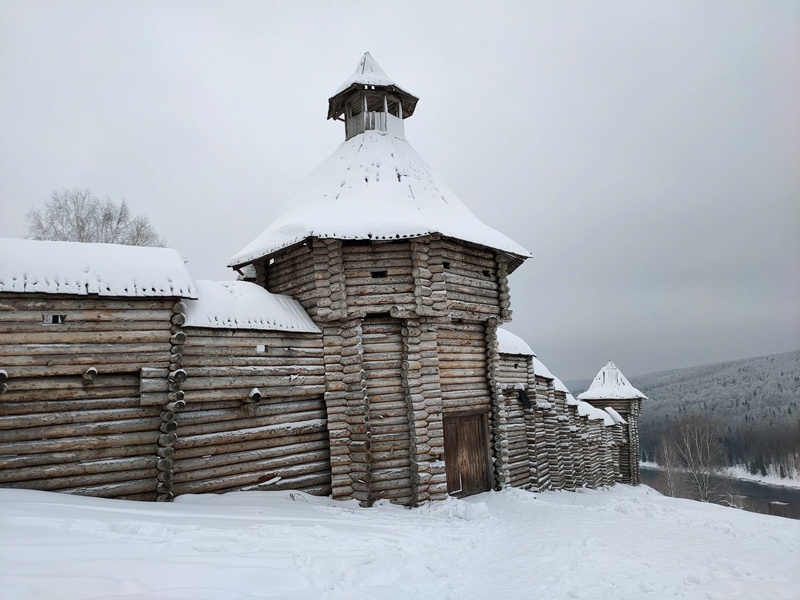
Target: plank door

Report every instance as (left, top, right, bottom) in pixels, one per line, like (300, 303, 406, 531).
(443, 412, 492, 497)
(362, 316, 412, 504)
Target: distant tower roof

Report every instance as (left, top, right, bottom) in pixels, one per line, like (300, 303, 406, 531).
(577, 361, 648, 400)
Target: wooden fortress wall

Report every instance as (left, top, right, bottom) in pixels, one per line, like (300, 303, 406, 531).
(1, 234, 634, 504)
(494, 352, 623, 494)
(0, 294, 179, 500)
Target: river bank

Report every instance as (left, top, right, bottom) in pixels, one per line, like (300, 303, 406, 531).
(640, 465, 800, 520)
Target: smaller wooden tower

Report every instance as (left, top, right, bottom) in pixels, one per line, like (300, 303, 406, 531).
(578, 361, 647, 485)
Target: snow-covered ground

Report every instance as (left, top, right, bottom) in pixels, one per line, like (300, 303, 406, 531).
(2, 486, 798, 600)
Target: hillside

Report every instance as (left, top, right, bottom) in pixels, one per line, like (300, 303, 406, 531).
(568, 351, 800, 476)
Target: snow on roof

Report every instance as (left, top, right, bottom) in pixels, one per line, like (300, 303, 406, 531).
(577, 401, 615, 425)
(577, 361, 648, 401)
(333, 52, 413, 97)
(0, 237, 196, 298)
(604, 407, 628, 425)
(532, 357, 554, 379)
(184, 280, 320, 333)
(497, 328, 536, 356)
(229, 130, 531, 268)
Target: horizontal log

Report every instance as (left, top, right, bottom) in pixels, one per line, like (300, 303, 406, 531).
(62, 477, 159, 498)
(182, 375, 326, 391)
(177, 398, 324, 426)
(6, 362, 166, 378)
(176, 408, 326, 437)
(0, 307, 172, 323)
(0, 342, 171, 358)
(184, 365, 325, 378)
(0, 396, 142, 416)
(183, 386, 325, 403)
(0, 405, 159, 429)
(181, 355, 324, 368)
(3, 466, 158, 492)
(174, 418, 326, 449)
(0, 429, 160, 455)
(0, 330, 169, 345)
(173, 448, 330, 485)
(1, 352, 169, 368)
(0, 415, 161, 443)
(0, 455, 158, 484)
(171, 460, 331, 495)
(173, 429, 328, 460)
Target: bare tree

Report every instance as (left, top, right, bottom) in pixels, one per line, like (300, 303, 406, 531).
(655, 434, 686, 497)
(670, 415, 728, 503)
(26, 189, 165, 247)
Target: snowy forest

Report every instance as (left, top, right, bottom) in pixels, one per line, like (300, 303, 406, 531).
(573, 350, 800, 481)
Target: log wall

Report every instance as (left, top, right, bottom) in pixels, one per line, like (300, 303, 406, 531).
(440, 240, 501, 320)
(172, 328, 330, 496)
(0, 294, 178, 500)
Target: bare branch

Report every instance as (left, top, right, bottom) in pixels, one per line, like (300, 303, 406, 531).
(25, 189, 165, 247)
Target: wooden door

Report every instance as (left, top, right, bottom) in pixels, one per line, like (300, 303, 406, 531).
(443, 413, 492, 497)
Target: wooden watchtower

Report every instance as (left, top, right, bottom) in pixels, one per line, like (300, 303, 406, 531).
(577, 361, 647, 485)
(229, 53, 531, 505)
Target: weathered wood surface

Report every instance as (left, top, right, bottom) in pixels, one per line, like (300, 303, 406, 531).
(362, 317, 413, 505)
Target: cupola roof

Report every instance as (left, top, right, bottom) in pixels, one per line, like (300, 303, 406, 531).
(327, 52, 418, 121)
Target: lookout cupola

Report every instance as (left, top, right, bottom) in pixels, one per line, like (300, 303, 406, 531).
(328, 52, 419, 141)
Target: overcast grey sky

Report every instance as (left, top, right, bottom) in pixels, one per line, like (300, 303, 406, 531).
(1, 1, 798, 381)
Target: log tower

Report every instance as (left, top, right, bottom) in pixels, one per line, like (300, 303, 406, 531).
(577, 361, 647, 485)
(229, 53, 531, 505)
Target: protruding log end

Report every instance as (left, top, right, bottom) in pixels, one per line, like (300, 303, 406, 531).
(170, 331, 187, 345)
(248, 388, 262, 403)
(168, 368, 187, 383)
(166, 399, 186, 412)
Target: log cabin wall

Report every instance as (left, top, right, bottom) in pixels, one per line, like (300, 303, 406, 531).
(581, 397, 640, 485)
(440, 239, 501, 321)
(553, 391, 576, 491)
(495, 354, 535, 489)
(172, 328, 330, 496)
(0, 293, 180, 500)
(531, 375, 553, 491)
(342, 242, 415, 315)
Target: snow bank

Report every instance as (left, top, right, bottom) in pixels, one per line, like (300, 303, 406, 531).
(2, 486, 797, 600)
(496, 328, 535, 356)
(229, 130, 531, 267)
(0, 237, 196, 298)
(578, 360, 648, 400)
(184, 280, 320, 333)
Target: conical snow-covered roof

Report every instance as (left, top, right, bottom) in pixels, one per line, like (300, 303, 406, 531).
(229, 130, 531, 268)
(334, 52, 406, 95)
(577, 361, 648, 400)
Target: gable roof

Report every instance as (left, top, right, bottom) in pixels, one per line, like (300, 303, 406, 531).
(0, 237, 196, 298)
(183, 280, 319, 333)
(229, 130, 531, 268)
(577, 360, 648, 400)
